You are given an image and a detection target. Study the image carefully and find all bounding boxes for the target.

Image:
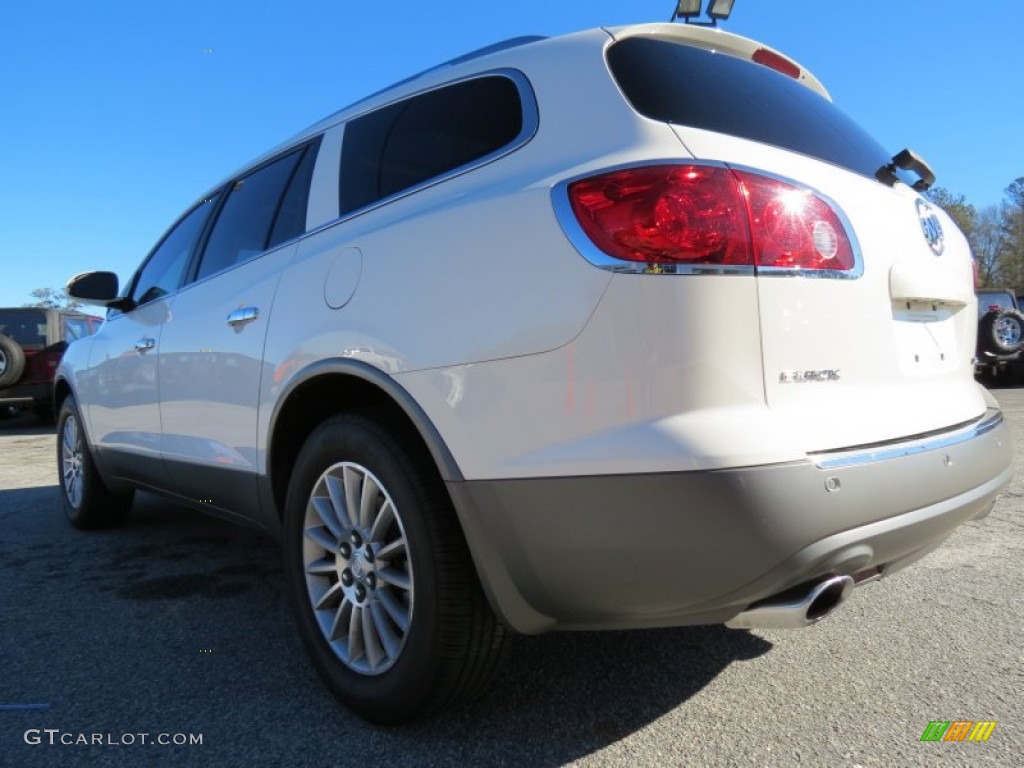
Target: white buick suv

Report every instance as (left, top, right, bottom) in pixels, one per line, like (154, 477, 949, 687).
(57, 22, 1012, 723)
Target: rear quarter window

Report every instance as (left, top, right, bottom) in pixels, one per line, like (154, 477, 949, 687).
(339, 75, 524, 215)
(607, 37, 895, 182)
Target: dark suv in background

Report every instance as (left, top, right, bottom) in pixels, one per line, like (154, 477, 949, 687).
(0, 307, 102, 420)
(975, 290, 1024, 385)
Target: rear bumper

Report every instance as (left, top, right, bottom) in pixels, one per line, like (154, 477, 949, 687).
(449, 407, 1012, 633)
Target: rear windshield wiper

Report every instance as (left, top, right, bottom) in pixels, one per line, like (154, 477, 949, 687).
(876, 148, 935, 191)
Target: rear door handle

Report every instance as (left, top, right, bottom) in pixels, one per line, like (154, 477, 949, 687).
(134, 337, 155, 352)
(226, 307, 259, 327)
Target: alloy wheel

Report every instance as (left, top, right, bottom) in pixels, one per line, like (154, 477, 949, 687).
(995, 316, 1023, 348)
(302, 462, 413, 675)
(61, 413, 84, 509)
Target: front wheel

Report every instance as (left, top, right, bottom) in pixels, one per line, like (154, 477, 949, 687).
(57, 396, 133, 529)
(283, 413, 505, 724)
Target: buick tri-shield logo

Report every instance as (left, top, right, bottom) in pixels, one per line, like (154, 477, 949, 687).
(917, 199, 944, 255)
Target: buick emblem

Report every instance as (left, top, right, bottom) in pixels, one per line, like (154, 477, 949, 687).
(916, 199, 944, 255)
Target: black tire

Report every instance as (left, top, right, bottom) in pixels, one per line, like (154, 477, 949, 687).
(0, 334, 26, 387)
(979, 308, 1024, 354)
(283, 413, 505, 725)
(56, 396, 133, 529)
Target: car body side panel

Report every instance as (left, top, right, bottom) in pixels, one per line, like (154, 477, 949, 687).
(395, 273, 770, 480)
(75, 300, 172, 489)
(157, 243, 296, 518)
(258, 37, 692, 472)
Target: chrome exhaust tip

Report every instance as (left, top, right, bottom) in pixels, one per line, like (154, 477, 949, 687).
(725, 574, 855, 630)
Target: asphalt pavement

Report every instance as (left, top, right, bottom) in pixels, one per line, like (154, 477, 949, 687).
(1, 393, 1021, 767)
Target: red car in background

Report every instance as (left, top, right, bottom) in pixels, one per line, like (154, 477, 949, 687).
(0, 307, 103, 421)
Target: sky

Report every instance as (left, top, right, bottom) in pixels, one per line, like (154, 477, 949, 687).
(2, 0, 1022, 308)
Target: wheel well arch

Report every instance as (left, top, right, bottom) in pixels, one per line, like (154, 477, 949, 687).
(266, 360, 463, 520)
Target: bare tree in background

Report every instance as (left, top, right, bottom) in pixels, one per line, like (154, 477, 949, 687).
(972, 205, 1008, 287)
(1001, 178, 1024, 291)
(24, 287, 81, 310)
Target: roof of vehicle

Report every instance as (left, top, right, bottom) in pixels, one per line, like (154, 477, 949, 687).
(196, 22, 827, 206)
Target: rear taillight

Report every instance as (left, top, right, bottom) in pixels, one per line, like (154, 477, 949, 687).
(566, 165, 855, 273)
(734, 170, 855, 271)
(567, 165, 749, 265)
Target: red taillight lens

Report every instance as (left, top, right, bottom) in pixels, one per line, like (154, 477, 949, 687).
(568, 165, 750, 265)
(735, 171, 855, 271)
(567, 165, 855, 273)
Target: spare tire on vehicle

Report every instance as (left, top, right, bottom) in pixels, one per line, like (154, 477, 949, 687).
(0, 334, 26, 387)
(979, 308, 1024, 355)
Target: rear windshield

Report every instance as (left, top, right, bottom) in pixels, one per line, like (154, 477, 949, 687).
(607, 38, 895, 182)
(0, 310, 47, 347)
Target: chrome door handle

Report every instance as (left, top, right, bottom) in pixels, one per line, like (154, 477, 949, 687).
(227, 307, 259, 327)
(134, 337, 155, 352)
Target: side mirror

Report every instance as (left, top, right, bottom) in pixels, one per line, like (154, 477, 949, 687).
(66, 271, 134, 310)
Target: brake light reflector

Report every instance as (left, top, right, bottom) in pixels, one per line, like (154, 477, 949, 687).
(566, 165, 855, 273)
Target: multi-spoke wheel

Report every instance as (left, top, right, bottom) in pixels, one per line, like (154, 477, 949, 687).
(980, 307, 1024, 355)
(56, 396, 133, 529)
(994, 315, 1023, 349)
(61, 412, 85, 508)
(303, 462, 413, 675)
(284, 413, 505, 724)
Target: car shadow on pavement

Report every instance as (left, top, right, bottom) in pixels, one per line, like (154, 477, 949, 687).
(0, 409, 54, 435)
(0, 486, 773, 767)
(399, 624, 772, 764)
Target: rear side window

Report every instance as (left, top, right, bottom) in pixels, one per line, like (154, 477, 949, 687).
(132, 196, 219, 306)
(269, 140, 321, 248)
(607, 38, 895, 182)
(339, 76, 523, 215)
(0, 310, 47, 347)
(195, 149, 303, 281)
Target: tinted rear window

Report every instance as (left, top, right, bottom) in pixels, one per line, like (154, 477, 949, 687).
(607, 38, 894, 181)
(339, 76, 523, 215)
